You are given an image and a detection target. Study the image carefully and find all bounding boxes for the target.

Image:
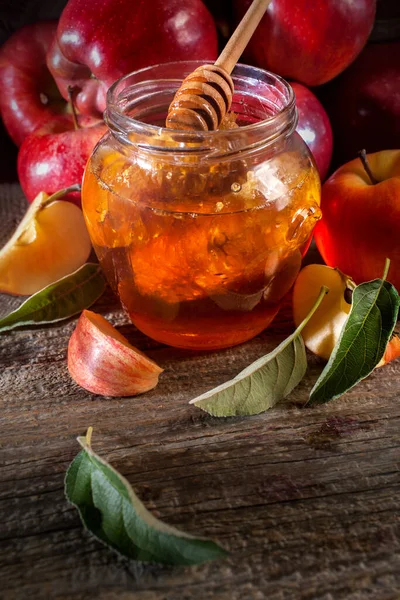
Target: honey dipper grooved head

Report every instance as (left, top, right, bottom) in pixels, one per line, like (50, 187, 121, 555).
(166, 65, 234, 132)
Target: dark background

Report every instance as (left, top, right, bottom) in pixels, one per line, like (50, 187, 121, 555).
(0, 0, 67, 181)
(0, 0, 66, 45)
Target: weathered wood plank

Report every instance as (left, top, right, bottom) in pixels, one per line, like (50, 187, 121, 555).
(0, 186, 399, 599)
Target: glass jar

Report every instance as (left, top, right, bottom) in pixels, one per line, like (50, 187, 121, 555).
(82, 62, 321, 350)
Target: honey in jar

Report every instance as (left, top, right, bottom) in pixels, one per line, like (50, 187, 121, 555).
(82, 62, 321, 350)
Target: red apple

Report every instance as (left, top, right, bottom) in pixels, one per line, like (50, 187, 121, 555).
(47, 0, 218, 117)
(314, 150, 400, 291)
(233, 0, 376, 86)
(292, 82, 333, 181)
(0, 21, 68, 146)
(18, 115, 106, 204)
(321, 42, 400, 164)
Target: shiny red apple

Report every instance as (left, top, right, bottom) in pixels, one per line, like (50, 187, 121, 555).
(0, 21, 68, 146)
(322, 42, 400, 164)
(292, 82, 333, 181)
(233, 0, 376, 86)
(47, 0, 218, 117)
(18, 115, 106, 204)
(314, 150, 400, 291)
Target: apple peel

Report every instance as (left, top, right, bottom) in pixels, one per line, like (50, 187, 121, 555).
(0, 185, 92, 295)
(68, 310, 163, 397)
(377, 333, 400, 368)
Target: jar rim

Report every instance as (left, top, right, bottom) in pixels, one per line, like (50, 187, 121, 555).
(105, 60, 297, 153)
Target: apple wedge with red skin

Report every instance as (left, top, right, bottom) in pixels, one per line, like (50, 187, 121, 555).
(18, 115, 106, 204)
(233, 0, 376, 86)
(68, 310, 163, 397)
(291, 82, 333, 181)
(47, 0, 218, 117)
(0, 21, 68, 146)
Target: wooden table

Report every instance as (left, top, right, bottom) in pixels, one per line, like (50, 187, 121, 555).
(1, 187, 399, 599)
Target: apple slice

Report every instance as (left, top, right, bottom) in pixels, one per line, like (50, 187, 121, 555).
(293, 264, 400, 368)
(68, 310, 163, 396)
(292, 264, 354, 360)
(0, 186, 92, 295)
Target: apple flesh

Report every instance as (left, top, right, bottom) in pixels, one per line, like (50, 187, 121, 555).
(291, 82, 333, 181)
(68, 310, 163, 396)
(0, 187, 92, 295)
(321, 42, 400, 164)
(233, 0, 376, 86)
(292, 264, 352, 360)
(314, 150, 400, 291)
(0, 21, 67, 146)
(47, 0, 218, 117)
(18, 115, 106, 204)
(293, 263, 400, 367)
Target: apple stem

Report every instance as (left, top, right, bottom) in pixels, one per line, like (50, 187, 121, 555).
(381, 257, 391, 282)
(67, 86, 80, 131)
(294, 285, 329, 335)
(85, 426, 93, 448)
(358, 149, 378, 185)
(41, 184, 82, 208)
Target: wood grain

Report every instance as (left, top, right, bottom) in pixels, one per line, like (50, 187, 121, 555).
(0, 186, 399, 600)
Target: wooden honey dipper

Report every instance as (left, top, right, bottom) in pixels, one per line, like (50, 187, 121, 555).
(166, 0, 272, 132)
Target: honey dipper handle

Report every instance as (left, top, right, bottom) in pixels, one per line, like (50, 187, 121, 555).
(215, 0, 272, 74)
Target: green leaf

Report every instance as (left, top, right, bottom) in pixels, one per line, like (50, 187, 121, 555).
(65, 428, 227, 565)
(309, 265, 400, 405)
(0, 263, 106, 333)
(190, 286, 329, 417)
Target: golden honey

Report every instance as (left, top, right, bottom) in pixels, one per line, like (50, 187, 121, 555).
(82, 63, 321, 350)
